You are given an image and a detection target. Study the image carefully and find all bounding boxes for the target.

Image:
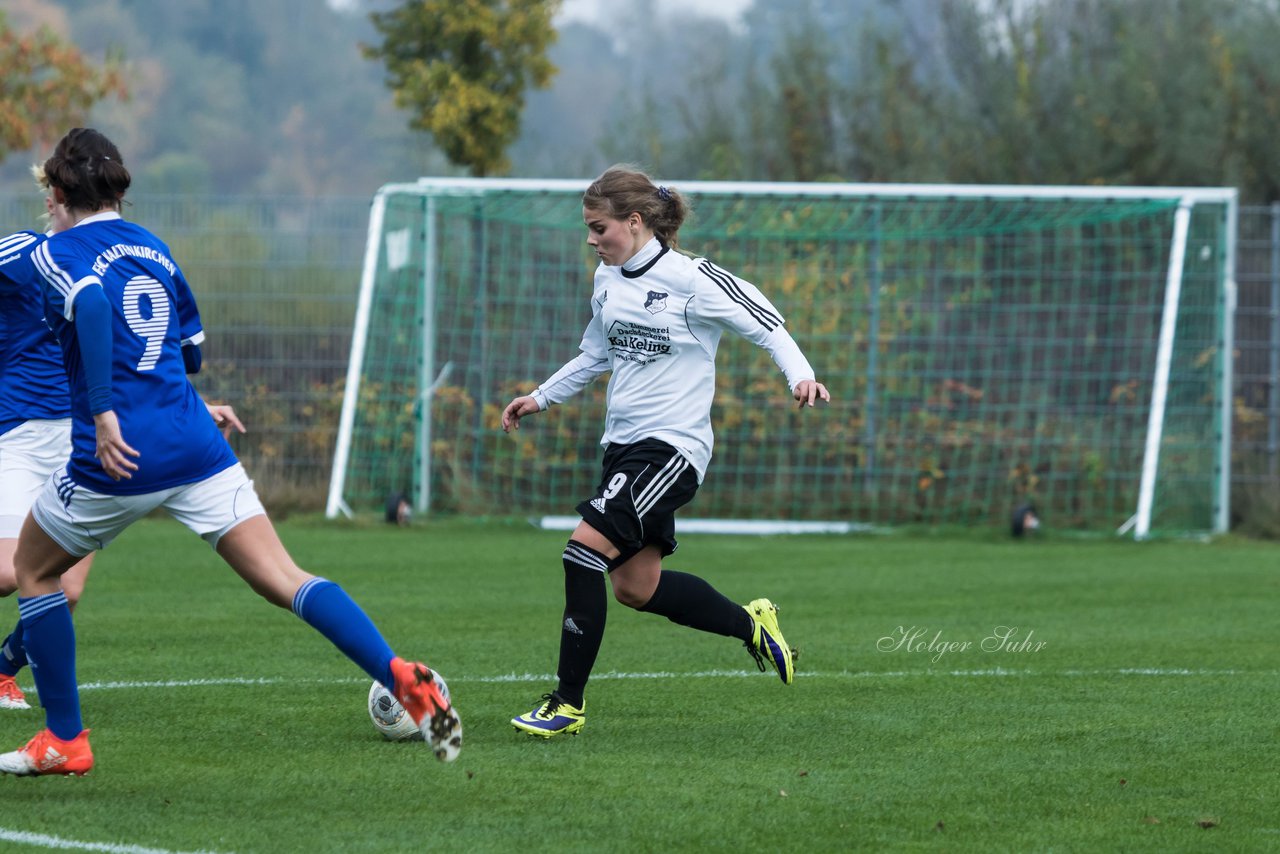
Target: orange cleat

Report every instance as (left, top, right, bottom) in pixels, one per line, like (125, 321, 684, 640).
(0, 675, 31, 710)
(0, 728, 93, 776)
(389, 657, 462, 762)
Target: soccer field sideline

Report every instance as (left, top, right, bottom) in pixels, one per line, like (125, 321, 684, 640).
(47, 664, 1278, 693)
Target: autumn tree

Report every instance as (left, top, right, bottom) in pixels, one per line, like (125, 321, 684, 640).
(363, 0, 559, 177)
(0, 10, 126, 164)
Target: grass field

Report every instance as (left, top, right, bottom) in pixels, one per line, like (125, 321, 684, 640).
(0, 517, 1275, 853)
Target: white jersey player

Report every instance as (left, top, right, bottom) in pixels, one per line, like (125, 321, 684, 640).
(503, 165, 830, 738)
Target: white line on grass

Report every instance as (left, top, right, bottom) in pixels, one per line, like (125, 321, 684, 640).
(0, 828, 229, 854)
(68, 666, 1278, 692)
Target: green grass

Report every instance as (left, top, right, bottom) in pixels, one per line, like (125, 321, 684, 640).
(0, 518, 1276, 853)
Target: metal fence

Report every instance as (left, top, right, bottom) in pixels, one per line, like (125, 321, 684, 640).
(0, 194, 370, 510)
(1234, 204, 1280, 489)
(3, 194, 1279, 521)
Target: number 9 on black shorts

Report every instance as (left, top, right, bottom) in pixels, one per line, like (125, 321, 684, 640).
(574, 438, 700, 564)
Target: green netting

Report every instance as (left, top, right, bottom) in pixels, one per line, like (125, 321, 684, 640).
(338, 185, 1231, 535)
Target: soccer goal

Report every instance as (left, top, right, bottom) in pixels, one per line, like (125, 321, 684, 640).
(326, 179, 1237, 539)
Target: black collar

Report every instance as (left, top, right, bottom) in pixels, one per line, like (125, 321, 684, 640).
(621, 243, 669, 278)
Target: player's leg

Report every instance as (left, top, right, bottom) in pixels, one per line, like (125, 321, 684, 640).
(554, 520, 615, 704)
(60, 554, 95, 612)
(514, 440, 662, 738)
(620, 558, 794, 684)
(175, 464, 459, 760)
(511, 518, 610, 737)
(0, 538, 17, 598)
(0, 466, 150, 775)
(601, 443, 795, 684)
(0, 539, 30, 709)
(0, 545, 91, 710)
(214, 514, 402, 679)
(0, 513, 93, 776)
(594, 443, 751, 639)
(0, 421, 63, 708)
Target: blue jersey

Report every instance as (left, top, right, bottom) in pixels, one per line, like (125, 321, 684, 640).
(32, 212, 236, 494)
(0, 231, 73, 436)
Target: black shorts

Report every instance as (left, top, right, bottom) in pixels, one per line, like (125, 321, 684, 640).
(575, 438, 700, 565)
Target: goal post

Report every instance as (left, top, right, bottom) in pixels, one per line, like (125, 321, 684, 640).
(327, 179, 1237, 538)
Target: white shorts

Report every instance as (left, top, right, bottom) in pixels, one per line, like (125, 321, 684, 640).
(31, 462, 267, 557)
(0, 419, 72, 538)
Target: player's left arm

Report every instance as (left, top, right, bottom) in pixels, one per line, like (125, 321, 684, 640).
(693, 260, 830, 409)
(204, 400, 246, 438)
(760, 326, 830, 409)
(75, 284, 141, 479)
(34, 238, 142, 478)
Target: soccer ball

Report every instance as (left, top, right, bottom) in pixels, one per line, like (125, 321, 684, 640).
(367, 675, 450, 742)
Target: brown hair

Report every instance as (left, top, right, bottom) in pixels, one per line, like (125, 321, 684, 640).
(42, 128, 131, 213)
(583, 164, 689, 249)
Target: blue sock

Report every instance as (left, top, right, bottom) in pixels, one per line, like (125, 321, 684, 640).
(292, 578, 395, 688)
(19, 592, 81, 740)
(0, 617, 26, 678)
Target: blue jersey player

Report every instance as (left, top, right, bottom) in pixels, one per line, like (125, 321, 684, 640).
(0, 175, 243, 714)
(0, 178, 97, 713)
(0, 128, 461, 776)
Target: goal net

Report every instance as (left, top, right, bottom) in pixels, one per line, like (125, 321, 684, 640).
(327, 179, 1236, 539)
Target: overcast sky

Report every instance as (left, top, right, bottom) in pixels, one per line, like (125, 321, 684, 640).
(556, 0, 752, 26)
(325, 0, 754, 27)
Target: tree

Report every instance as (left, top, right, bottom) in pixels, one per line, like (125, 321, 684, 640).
(621, 0, 1280, 200)
(0, 10, 126, 164)
(363, 0, 559, 177)
(844, 0, 1280, 199)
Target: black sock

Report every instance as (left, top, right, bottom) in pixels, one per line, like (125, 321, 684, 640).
(555, 541, 609, 708)
(638, 570, 753, 641)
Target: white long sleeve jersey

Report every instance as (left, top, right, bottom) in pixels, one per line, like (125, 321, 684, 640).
(531, 237, 816, 482)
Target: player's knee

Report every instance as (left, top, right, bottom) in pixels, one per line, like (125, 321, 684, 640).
(253, 577, 296, 610)
(612, 582, 649, 610)
(609, 564, 653, 609)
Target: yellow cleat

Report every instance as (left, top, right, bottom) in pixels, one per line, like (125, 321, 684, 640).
(512, 693, 586, 738)
(744, 598, 796, 684)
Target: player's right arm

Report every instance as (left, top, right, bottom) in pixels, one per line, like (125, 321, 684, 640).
(501, 395, 542, 433)
(501, 288, 610, 432)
